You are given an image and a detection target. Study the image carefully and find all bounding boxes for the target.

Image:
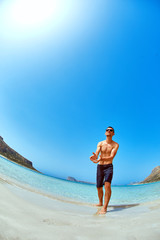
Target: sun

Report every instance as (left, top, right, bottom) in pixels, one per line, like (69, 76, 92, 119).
(1, 0, 72, 33)
(10, 0, 59, 26)
(1, 0, 94, 43)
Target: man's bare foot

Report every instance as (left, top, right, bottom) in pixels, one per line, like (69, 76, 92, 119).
(98, 207, 107, 214)
(93, 203, 103, 207)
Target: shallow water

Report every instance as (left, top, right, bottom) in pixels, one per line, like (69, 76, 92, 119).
(0, 155, 160, 205)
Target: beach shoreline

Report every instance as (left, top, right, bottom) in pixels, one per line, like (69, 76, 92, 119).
(0, 173, 139, 209)
(0, 175, 160, 240)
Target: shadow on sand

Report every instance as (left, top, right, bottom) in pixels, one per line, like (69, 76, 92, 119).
(94, 203, 139, 215)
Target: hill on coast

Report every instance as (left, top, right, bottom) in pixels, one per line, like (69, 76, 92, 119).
(67, 176, 95, 185)
(140, 166, 160, 184)
(0, 136, 38, 172)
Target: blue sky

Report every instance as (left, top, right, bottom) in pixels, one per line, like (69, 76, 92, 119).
(0, 0, 160, 185)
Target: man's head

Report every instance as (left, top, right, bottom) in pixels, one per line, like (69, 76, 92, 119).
(105, 126, 115, 137)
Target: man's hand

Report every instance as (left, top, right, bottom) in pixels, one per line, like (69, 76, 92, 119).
(92, 159, 99, 164)
(90, 152, 97, 161)
(92, 155, 102, 164)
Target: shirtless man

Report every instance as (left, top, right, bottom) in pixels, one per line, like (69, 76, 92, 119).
(90, 126, 119, 214)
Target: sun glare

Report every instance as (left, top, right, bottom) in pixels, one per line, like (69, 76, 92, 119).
(10, 0, 58, 26)
(1, 0, 95, 44)
(2, 0, 72, 32)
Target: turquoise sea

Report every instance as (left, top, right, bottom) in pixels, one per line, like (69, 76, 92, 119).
(0, 155, 160, 205)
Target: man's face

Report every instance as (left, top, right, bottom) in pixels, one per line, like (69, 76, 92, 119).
(105, 128, 114, 137)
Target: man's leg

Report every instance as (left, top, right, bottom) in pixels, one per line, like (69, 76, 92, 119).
(95, 165, 104, 206)
(98, 182, 111, 214)
(96, 187, 103, 206)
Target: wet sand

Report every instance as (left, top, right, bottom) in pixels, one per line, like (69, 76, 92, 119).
(0, 175, 160, 240)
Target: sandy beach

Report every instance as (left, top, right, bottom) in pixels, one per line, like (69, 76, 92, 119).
(0, 176, 160, 240)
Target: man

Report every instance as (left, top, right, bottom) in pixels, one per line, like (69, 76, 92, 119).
(90, 126, 119, 214)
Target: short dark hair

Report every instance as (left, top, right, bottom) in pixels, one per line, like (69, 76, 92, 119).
(107, 126, 115, 133)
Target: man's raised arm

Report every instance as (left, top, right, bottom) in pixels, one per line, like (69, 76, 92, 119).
(90, 142, 101, 161)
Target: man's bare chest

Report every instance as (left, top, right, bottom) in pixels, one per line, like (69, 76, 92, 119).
(101, 143, 114, 154)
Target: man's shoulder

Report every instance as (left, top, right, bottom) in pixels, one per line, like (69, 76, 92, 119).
(97, 140, 104, 146)
(113, 141, 119, 148)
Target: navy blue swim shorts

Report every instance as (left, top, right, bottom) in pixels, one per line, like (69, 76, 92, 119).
(96, 164, 113, 187)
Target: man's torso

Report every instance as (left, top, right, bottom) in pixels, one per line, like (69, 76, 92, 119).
(98, 140, 118, 165)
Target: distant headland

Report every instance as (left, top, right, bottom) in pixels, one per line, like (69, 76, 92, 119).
(139, 166, 160, 184)
(0, 136, 38, 172)
(68, 165, 160, 185)
(67, 176, 95, 185)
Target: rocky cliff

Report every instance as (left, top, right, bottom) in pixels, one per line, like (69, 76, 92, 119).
(67, 176, 95, 185)
(0, 136, 38, 172)
(140, 166, 160, 184)
(67, 176, 77, 182)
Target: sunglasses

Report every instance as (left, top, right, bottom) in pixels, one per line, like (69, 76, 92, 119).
(106, 129, 114, 132)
